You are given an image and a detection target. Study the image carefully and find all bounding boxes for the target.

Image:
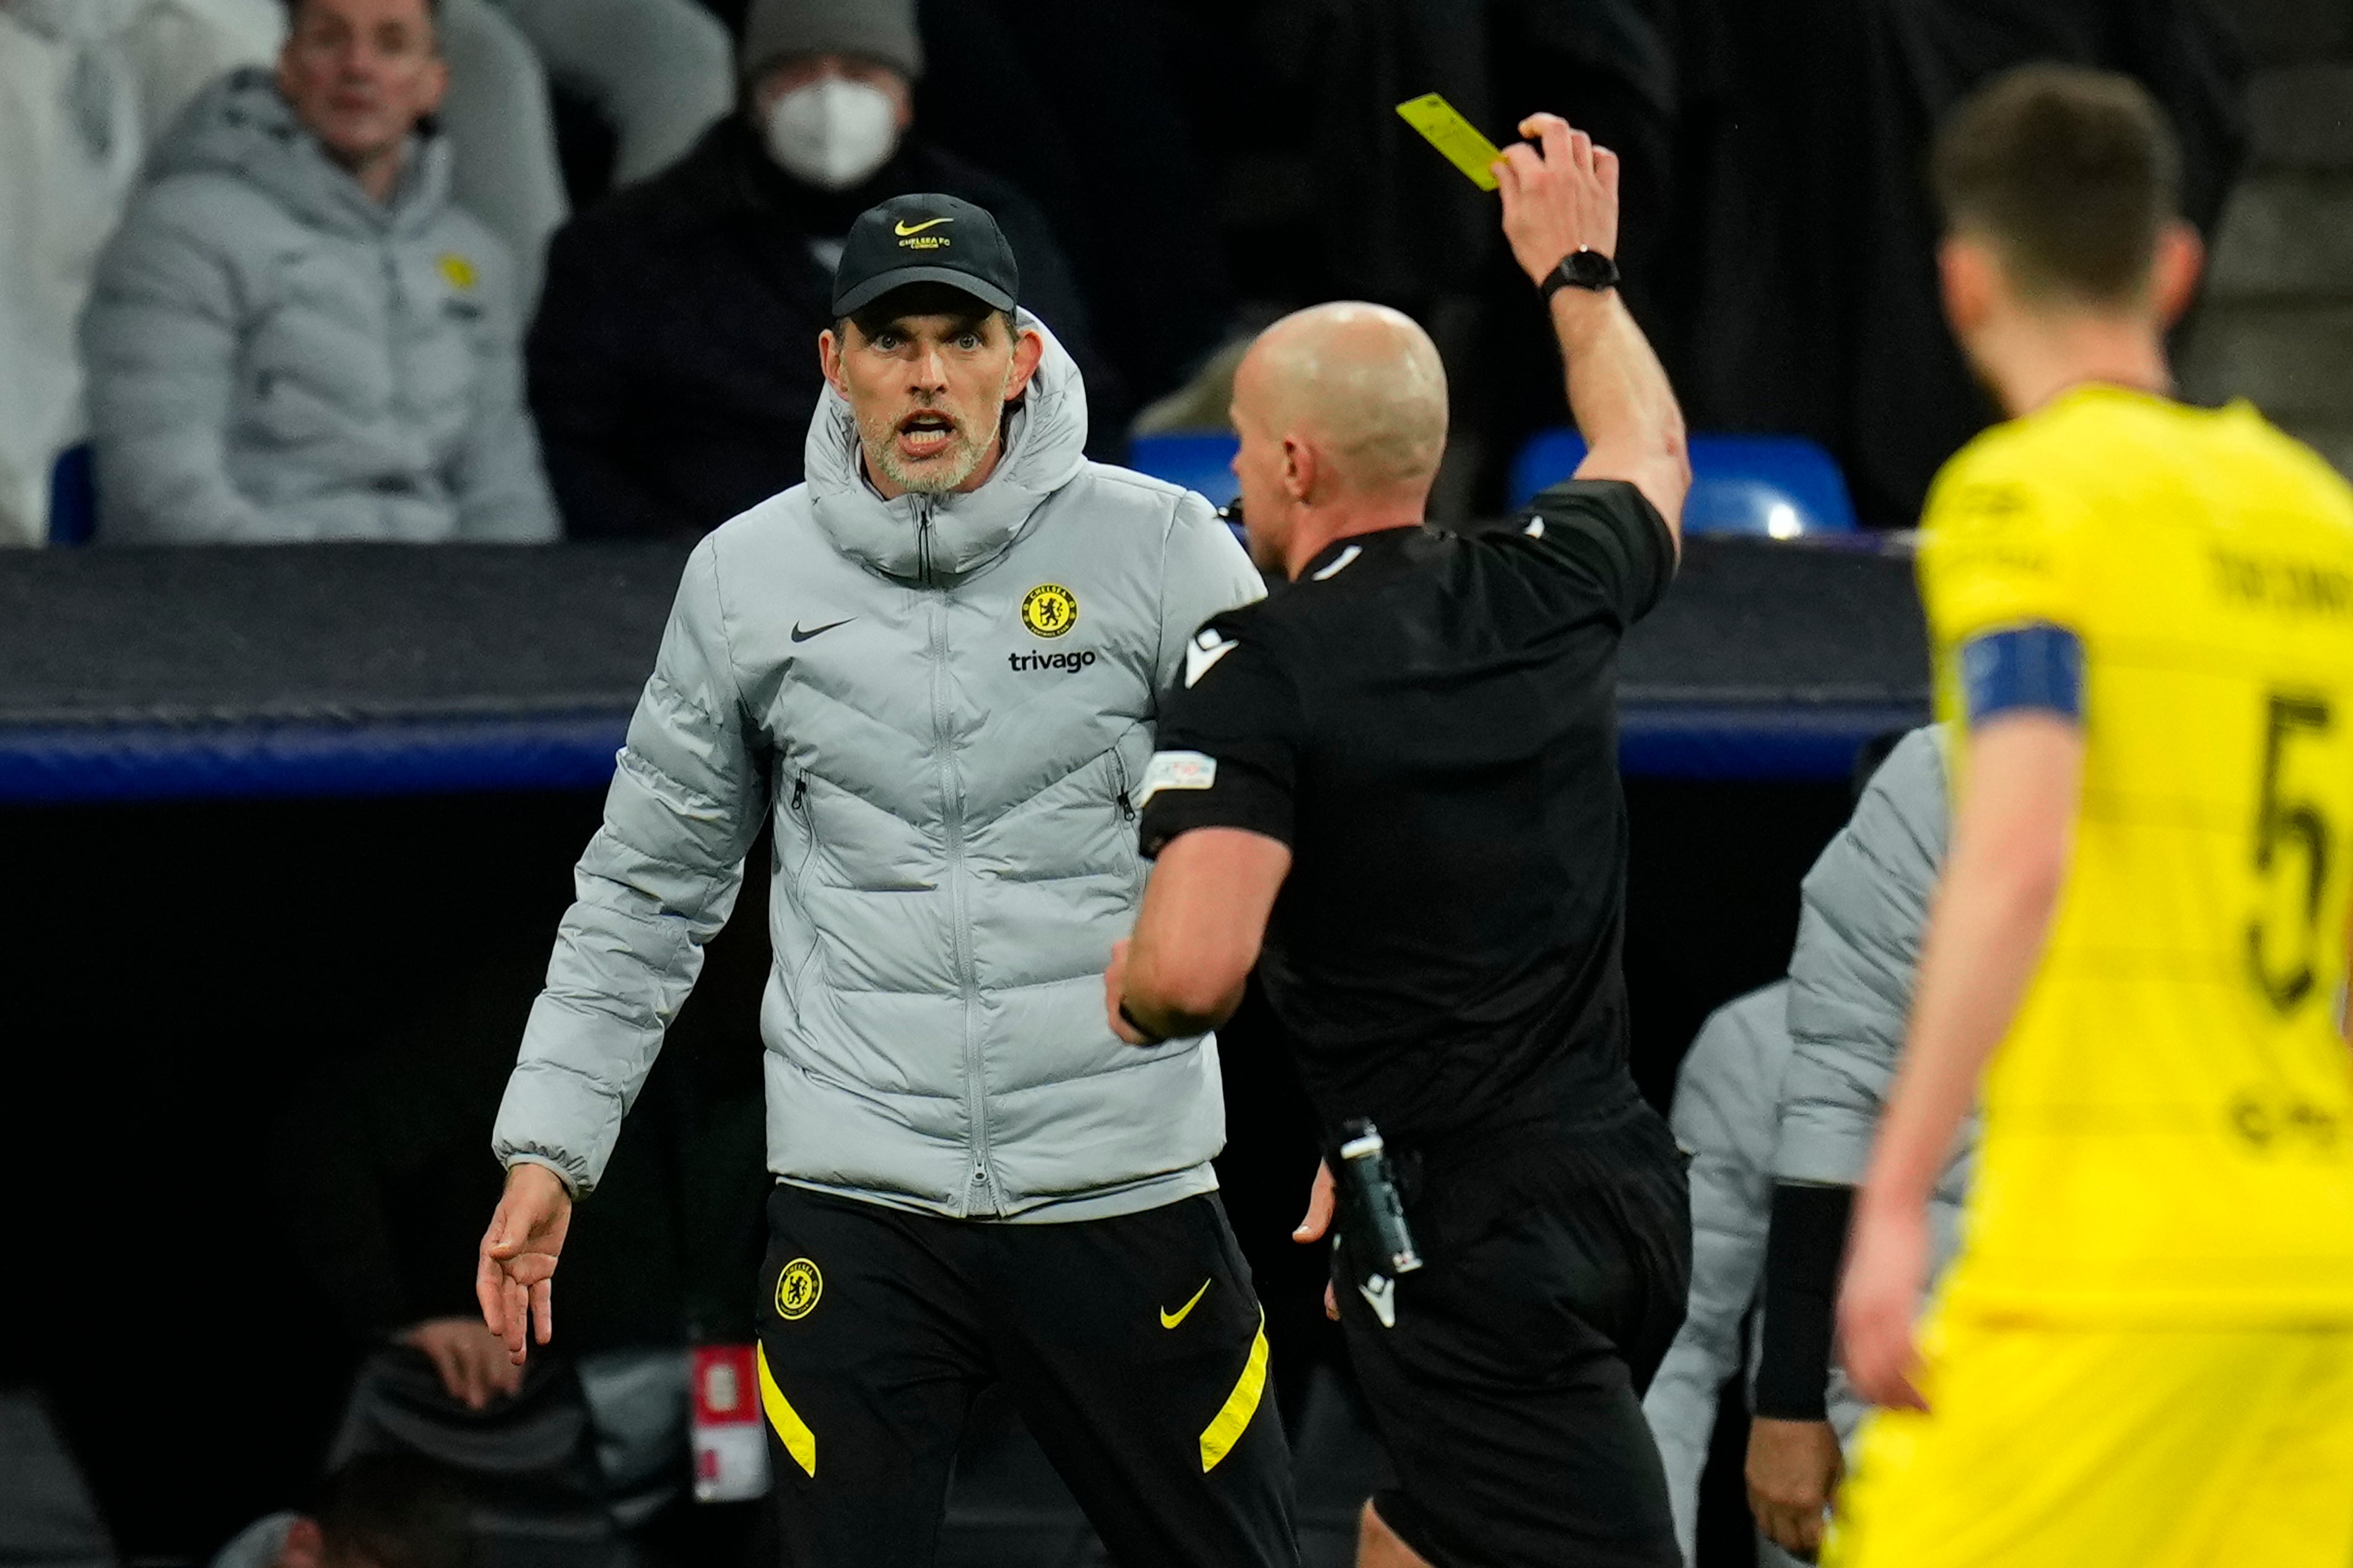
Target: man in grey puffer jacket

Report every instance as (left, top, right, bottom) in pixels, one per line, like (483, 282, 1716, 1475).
(1747, 726, 1967, 1559)
(1640, 727, 1965, 1566)
(1642, 980, 1795, 1567)
(477, 194, 1295, 1566)
(80, 0, 556, 544)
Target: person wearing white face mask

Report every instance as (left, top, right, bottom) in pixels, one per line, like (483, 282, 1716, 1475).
(526, 0, 1119, 541)
(760, 59, 903, 194)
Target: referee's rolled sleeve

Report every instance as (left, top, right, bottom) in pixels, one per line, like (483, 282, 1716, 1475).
(1520, 479, 1677, 626)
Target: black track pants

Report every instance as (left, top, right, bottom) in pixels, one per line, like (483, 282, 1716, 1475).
(752, 1184, 1299, 1567)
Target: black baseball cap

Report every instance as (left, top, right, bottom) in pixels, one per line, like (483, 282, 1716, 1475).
(830, 193, 1020, 318)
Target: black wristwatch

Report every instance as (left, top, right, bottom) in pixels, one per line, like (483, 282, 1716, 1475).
(1539, 248, 1620, 299)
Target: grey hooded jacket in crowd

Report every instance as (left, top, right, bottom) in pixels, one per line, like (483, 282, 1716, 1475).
(1642, 727, 1963, 1565)
(492, 316, 1265, 1219)
(80, 69, 557, 543)
(1643, 981, 1796, 1567)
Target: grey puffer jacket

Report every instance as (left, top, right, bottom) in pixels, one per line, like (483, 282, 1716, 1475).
(1642, 981, 1794, 1568)
(1773, 723, 1965, 1442)
(1774, 727, 1964, 1198)
(81, 69, 557, 543)
(493, 318, 1264, 1218)
(1643, 732, 1962, 1564)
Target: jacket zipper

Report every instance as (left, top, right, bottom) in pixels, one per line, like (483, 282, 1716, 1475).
(1110, 748, 1136, 821)
(920, 499, 994, 1215)
(789, 774, 814, 891)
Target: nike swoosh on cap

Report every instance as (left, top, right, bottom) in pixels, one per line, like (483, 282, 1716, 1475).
(894, 217, 954, 236)
(791, 618, 855, 643)
(1159, 1279, 1212, 1328)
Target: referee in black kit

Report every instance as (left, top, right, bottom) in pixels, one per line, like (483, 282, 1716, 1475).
(1105, 113, 1693, 1567)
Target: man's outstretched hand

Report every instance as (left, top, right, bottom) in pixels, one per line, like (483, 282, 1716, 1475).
(1494, 111, 1621, 288)
(476, 1162, 572, 1366)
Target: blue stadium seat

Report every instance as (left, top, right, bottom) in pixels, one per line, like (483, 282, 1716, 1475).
(47, 444, 95, 547)
(1127, 432, 1240, 509)
(1507, 431, 1858, 535)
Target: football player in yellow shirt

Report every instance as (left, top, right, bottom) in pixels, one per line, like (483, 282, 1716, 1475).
(1830, 65, 2353, 1568)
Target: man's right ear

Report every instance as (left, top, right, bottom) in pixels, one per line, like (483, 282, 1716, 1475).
(1938, 235, 1998, 344)
(817, 328, 846, 397)
(417, 50, 451, 118)
(2151, 220, 2206, 331)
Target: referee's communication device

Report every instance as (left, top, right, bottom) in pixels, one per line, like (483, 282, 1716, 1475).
(1337, 1119, 1424, 1278)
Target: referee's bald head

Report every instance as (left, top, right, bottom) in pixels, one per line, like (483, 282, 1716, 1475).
(1235, 303, 1449, 493)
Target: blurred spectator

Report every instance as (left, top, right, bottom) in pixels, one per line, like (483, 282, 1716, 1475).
(437, 0, 736, 308)
(0, 0, 282, 547)
(209, 1453, 468, 1568)
(489, 0, 733, 187)
(1642, 983, 1799, 1568)
(80, 0, 559, 544)
(433, 0, 567, 308)
(526, 0, 1114, 539)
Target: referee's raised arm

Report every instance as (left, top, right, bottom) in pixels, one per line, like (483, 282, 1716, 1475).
(1495, 112, 1692, 544)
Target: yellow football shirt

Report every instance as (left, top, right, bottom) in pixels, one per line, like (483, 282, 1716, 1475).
(1920, 385, 2353, 1323)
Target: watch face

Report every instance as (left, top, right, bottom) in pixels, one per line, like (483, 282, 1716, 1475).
(1564, 250, 1617, 288)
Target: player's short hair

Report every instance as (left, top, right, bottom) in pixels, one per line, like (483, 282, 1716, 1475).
(1931, 64, 2181, 308)
(313, 1453, 468, 1568)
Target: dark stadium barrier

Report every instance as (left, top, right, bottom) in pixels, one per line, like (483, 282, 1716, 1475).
(0, 535, 1922, 802)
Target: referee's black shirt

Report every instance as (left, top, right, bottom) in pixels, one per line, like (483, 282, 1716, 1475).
(1138, 480, 1675, 1156)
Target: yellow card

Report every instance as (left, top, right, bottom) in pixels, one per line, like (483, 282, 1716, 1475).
(1394, 93, 1504, 191)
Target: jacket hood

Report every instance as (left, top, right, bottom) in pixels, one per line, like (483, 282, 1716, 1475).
(147, 67, 452, 239)
(805, 310, 1090, 582)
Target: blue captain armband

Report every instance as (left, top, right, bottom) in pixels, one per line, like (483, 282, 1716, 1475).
(1959, 622, 2085, 723)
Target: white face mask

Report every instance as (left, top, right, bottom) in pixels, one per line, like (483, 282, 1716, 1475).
(763, 77, 900, 192)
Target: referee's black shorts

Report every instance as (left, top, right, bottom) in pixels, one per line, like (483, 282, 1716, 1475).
(752, 1183, 1298, 1567)
(1334, 1100, 1692, 1568)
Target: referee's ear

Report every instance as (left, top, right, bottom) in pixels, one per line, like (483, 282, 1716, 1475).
(1278, 433, 1319, 506)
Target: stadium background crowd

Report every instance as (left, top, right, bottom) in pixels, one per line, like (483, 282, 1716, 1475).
(14, 0, 2338, 553)
(1, 0, 2345, 1565)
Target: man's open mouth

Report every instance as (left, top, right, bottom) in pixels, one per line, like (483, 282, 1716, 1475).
(896, 411, 959, 460)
